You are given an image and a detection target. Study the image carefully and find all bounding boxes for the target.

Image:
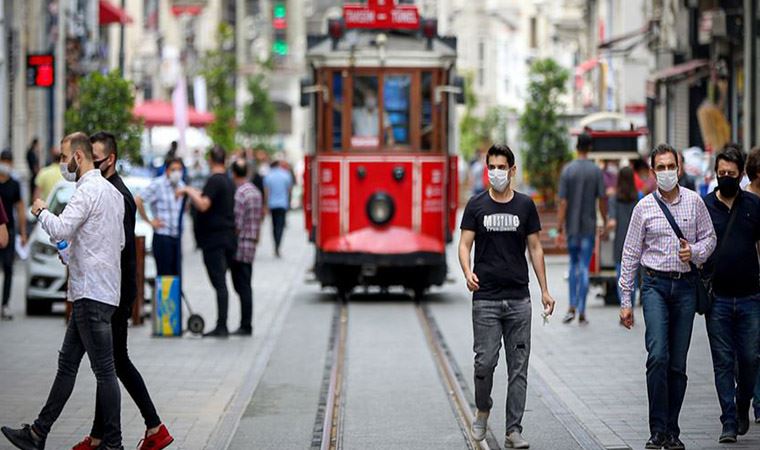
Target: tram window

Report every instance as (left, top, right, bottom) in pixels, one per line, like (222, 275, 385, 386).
(383, 75, 411, 146)
(332, 72, 343, 151)
(351, 75, 390, 148)
(421, 72, 433, 151)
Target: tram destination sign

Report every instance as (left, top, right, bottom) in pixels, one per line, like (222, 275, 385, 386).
(343, 0, 420, 30)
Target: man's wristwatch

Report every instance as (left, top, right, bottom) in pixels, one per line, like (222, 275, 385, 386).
(33, 206, 46, 217)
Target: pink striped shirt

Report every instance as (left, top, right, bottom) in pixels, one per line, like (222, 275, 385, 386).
(618, 187, 716, 308)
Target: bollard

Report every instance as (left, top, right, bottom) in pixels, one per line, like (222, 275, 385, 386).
(132, 235, 145, 325)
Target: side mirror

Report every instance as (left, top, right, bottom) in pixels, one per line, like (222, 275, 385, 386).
(300, 79, 310, 107)
(300, 79, 329, 107)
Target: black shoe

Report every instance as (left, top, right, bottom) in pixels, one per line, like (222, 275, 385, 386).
(755, 408, 760, 423)
(1, 424, 45, 450)
(562, 311, 575, 324)
(664, 435, 685, 450)
(645, 432, 668, 449)
(202, 328, 229, 338)
(737, 409, 750, 436)
(718, 428, 737, 444)
(578, 314, 589, 325)
(231, 328, 252, 336)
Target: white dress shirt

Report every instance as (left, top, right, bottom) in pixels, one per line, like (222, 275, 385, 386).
(38, 169, 125, 306)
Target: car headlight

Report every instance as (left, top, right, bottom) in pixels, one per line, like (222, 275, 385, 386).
(32, 241, 57, 257)
(366, 192, 395, 225)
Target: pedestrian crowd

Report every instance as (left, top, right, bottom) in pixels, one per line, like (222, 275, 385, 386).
(0, 132, 292, 450)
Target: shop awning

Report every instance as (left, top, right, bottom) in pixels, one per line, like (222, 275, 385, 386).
(575, 58, 599, 76)
(649, 59, 710, 83)
(99, 0, 133, 25)
(133, 100, 215, 127)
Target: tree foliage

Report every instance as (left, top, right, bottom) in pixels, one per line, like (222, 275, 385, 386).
(201, 23, 237, 151)
(458, 73, 507, 161)
(64, 71, 143, 162)
(238, 74, 277, 150)
(519, 58, 570, 206)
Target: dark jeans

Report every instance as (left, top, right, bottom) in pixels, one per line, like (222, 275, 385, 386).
(202, 245, 234, 331)
(270, 208, 287, 252)
(641, 271, 696, 437)
(0, 242, 13, 306)
(230, 260, 253, 332)
(706, 294, 760, 431)
(34, 299, 121, 447)
(472, 298, 531, 434)
(153, 234, 181, 276)
(90, 302, 161, 439)
(567, 234, 595, 315)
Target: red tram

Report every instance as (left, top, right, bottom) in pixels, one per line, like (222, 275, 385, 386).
(300, 1, 463, 299)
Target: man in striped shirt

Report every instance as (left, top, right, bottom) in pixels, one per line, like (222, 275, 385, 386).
(619, 144, 716, 450)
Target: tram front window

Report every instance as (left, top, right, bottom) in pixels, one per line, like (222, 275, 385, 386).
(351, 76, 393, 148)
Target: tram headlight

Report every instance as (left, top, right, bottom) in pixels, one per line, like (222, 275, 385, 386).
(366, 192, 395, 226)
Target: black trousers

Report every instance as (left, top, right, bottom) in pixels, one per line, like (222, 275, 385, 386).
(0, 237, 13, 306)
(270, 208, 287, 252)
(90, 301, 161, 439)
(202, 245, 234, 331)
(231, 260, 253, 332)
(34, 300, 121, 447)
(153, 234, 180, 276)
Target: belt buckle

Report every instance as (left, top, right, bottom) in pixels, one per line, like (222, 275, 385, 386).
(674, 271, 682, 280)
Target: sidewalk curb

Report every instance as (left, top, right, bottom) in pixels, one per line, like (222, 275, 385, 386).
(531, 353, 632, 450)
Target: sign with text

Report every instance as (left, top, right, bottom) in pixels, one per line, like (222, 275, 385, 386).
(343, 0, 419, 30)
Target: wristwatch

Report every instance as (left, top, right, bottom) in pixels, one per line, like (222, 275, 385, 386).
(33, 206, 46, 218)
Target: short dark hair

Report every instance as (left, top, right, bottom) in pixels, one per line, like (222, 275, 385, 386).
(577, 132, 593, 152)
(715, 143, 745, 174)
(62, 132, 93, 161)
(649, 143, 678, 169)
(0, 149, 12, 162)
(746, 146, 760, 181)
(208, 145, 226, 165)
(90, 131, 118, 158)
(164, 156, 184, 171)
(486, 144, 515, 167)
(231, 159, 248, 178)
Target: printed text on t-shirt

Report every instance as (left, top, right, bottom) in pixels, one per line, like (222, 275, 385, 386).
(483, 213, 520, 232)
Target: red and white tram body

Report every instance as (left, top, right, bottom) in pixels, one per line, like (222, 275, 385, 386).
(301, 1, 462, 298)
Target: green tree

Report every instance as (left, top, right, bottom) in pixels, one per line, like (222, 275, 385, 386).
(64, 71, 143, 161)
(238, 74, 277, 150)
(458, 73, 508, 161)
(201, 23, 237, 151)
(519, 58, 570, 207)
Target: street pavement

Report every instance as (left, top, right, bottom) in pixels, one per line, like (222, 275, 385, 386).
(1, 211, 760, 449)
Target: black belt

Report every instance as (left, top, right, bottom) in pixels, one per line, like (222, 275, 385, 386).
(644, 267, 693, 280)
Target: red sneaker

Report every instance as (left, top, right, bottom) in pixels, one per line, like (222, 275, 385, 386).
(71, 436, 98, 450)
(138, 424, 174, 450)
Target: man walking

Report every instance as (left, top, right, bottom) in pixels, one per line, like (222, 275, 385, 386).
(702, 145, 760, 443)
(2, 132, 125, 450)
(619, 143, 716, 449)
(459, 144, 556, 449)
(557, 132, 607, 324)
(230, 159, 263, 336)
(33, 146, 64, 202)
(178, 146, 236, 337)
(263, 158, 293, 257)
(136, 157, 185, 276)
(0, 150, 28, 320)
(65, 132, 173, 450)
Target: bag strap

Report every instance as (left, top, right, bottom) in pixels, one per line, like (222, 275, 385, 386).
(653, 194, 699, 272)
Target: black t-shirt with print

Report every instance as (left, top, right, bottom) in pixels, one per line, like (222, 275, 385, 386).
(460, 190, 541, 301)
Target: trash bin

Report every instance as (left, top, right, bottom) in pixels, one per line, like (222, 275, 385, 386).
(153, 275, 182, 337)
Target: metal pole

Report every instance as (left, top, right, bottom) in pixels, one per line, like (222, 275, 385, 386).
(119, 0, 125, 76)
(12, 0, 28, 165)
(54, 0, 66, 145)
(0, 1, 9, 150)
(744, 0, 756, 148)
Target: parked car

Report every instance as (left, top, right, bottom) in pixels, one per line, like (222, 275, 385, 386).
(25, 177, 157, 315)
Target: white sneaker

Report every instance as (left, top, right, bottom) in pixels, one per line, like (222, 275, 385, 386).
(0, 305, 12, 320)
(505, 431, 530, 449)
(470, 410, 489, 442)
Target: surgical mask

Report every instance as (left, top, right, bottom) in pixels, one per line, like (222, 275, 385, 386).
(0, 164, 11, 176)
(488, 168, 510, 193)
(168, 170, 182, 186)
(655, 169, 678, 192)
(60, 156, 78, 182)
(717, 176, 741, 198)
(365, 97, 377, 109)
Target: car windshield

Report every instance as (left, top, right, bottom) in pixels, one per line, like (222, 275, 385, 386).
(49, 186, 74, 215)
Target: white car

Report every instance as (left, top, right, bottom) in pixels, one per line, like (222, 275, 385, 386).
(25, 178, 157, 315)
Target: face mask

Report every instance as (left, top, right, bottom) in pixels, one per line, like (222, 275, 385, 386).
(0, 164, 11, 176)
(655, 169, 678, 192)
(717, 176, 741, 198)
(488, 168, 510, 193)
(168, 170, 182, 186)
(60, 162, 77, 182)
(365, 97, 377, 109)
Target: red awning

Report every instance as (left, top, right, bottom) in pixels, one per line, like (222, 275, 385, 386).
(133, 101, 215, 127)
(649, 59, 710, 83)
(575, 58, 599, 76)
(99, 0, 133, 25)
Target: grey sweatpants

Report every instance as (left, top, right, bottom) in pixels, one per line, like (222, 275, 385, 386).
(472, 298, 532, 434)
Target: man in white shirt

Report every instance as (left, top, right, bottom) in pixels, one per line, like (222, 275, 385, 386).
(2, 132, 125, 450)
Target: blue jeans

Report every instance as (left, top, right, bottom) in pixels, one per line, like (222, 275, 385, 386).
(641, 271, 696, 437)
(706, 295, 760, 431)
(567, 234, 595, 315)
(616, 263, 640, 307)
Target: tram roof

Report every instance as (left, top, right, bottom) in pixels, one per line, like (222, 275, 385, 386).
(306, 30, 457, 69)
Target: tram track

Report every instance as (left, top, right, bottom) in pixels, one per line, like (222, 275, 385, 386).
(311, 295, 502, 450)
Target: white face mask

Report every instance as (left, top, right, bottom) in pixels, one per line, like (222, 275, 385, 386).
(365, 97, 377, 109)
(60, 161, 77, 182)
(168, 170, 182, 186)
(655, 169, 679, 192)
(488, 168, 510, 193)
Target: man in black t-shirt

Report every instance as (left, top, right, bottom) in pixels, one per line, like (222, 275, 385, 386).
(179, 146, 236, 338)
(0, 150, 27, 320)
(459, 144, 556, 449)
